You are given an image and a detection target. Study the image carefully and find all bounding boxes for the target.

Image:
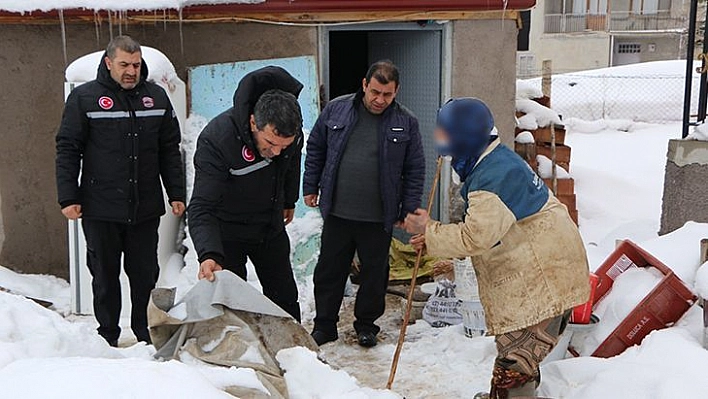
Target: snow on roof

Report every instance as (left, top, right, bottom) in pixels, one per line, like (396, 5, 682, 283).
(0, 0, 263, 13)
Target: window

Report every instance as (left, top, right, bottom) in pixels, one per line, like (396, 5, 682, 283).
(617, 43, 641, 53)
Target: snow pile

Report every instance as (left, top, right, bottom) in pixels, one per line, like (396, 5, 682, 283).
(536, 155, 570, 179)
(0, 265, 71, 314)
(516, 98, 561, 129)
(695, 262, 708, 299)
(540, 326, 708, 399)
(520, 60, 702, 122)
(0, 291, 121, 369)
(687, 123, 708, 141)
(516, 79, 543, 100)
(564, 117, 635, 134)
(0, 0, 262, 13)
(66, 47, 181, 93)
(576, 267, 663, 355)
(0, 357, 237, 399)
(278, 347, 401, 399)
(514, 131, 535, 144)
(565, 123, 675, 266)
(637, 222, 708, 289)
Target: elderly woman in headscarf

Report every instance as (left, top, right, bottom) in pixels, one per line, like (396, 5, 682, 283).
(404, 98, 590, 399)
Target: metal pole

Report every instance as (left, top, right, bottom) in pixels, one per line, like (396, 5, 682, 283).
(683, 0, 699, 138)
(697, 14, 708, 122)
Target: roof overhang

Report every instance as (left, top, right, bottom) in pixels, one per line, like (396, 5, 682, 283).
(0, 0, 535, 24)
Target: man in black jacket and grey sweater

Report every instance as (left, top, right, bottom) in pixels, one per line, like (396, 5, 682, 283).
(56, 36, 186, 346)
(188, 66, 304, 321)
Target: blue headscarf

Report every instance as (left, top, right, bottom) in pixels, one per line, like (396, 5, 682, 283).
(436, 98, 497, 181)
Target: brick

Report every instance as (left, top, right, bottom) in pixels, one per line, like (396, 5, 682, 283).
(514, 142, 537, 162)
(532, 96, 551, 108)
(543, 178, 574, 195)
(557, 193, 577, 210)
(532, 125, 566, 145)
(536, 144, 571, 164)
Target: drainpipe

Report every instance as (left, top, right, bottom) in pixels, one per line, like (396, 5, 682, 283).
(683, 0, 699, 138)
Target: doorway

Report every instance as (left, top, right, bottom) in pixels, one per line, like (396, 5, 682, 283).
(323, 24, 446, 221)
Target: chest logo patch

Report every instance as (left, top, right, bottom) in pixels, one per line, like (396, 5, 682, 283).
(242, 145, 256, 162)
(142, 96, 155, 108)
(98, 96, 114, 110)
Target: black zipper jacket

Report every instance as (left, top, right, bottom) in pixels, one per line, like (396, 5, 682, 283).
(56, 52, 185, 224)
(187, 66, 304, 264)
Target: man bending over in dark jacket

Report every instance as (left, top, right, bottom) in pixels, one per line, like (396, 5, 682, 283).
(188, 66, 304, 321)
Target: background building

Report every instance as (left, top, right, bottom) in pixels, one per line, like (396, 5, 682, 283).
(518, 0, 698, 77)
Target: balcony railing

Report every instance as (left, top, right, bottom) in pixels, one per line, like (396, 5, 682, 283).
(545, 11, 686, 34)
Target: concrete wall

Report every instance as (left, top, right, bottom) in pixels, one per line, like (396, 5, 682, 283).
(0, 22, 316, 278)
(660, 139, 708, 235)
(451, 19, 518, 146)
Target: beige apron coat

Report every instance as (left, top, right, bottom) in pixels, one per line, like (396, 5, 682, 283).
(426, 142, 590, 335)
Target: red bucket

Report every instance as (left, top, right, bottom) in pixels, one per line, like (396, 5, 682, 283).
(571, 273, 599, 324)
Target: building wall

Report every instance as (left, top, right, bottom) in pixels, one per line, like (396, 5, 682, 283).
(613, 34, 684, 66)
(0, 22, 317, 278)
(451, 19, 518, 145)
(527, 0, 611, 74)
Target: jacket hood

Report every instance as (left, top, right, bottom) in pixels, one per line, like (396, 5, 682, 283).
(230, 66, 304, 146)
(436, 98, 496, 181)
(96, 51, 149, 91)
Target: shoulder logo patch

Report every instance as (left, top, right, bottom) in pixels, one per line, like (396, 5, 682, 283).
(98, 96, 114, 110)
(242, 145, 256, 162)
(142, 96, 155, 109)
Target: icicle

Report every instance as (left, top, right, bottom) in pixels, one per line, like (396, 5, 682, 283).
(58, 9, 68, 68)
(178, 8, 185, 58)
(94, 12, 101, 47)
(163, 9, 167, 31)
(118, 11, 123, 36)
(108, 11, 114, 41)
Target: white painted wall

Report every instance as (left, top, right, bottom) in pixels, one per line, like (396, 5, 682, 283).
(526, 0, 613, 74)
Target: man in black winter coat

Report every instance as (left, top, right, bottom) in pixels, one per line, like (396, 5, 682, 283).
(56, 36, 186, 347)
(188, 66, 304, 321)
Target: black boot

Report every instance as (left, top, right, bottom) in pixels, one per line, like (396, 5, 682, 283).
(357, 331, 377, 348)
(311, 330, 338, 346)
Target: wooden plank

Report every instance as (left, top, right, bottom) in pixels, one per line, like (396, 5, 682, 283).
(543, 178, 574, 195)
(557, 194, 577, 211)
(514, 142, 537, 163)
(0, 9, 519, 24)
(537, 144, 571, 164)
(533, 125, 566, 145)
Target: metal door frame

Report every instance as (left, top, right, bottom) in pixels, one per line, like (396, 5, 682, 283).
(318, 22, 452, 222)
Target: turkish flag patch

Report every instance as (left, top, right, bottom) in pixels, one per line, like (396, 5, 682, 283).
(142, 96, 155, 108)
(98, 96, 114, 110)
(242, 145, 256, 162)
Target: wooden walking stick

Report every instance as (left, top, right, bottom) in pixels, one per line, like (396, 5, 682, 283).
(386, 156, 443, 390)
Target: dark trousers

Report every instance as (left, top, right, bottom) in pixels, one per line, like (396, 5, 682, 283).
(314, 215, 392, 335)
(82, 218, 160, 343)
(222, 231, 301, 322)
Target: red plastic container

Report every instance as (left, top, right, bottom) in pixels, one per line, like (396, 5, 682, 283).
(571, 273, 599, 324)
(591, 240, 697, 358)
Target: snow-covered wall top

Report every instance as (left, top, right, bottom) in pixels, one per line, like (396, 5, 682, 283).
(0, 0, 262, 13)
(66, 46, 181, 93)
